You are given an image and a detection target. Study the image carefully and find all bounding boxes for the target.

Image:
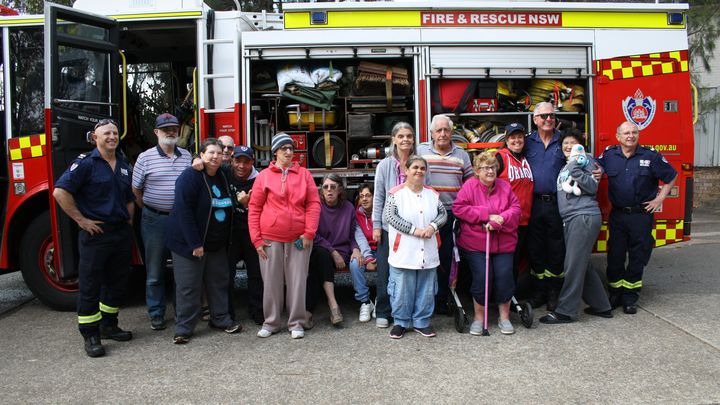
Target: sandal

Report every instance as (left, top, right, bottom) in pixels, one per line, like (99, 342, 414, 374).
(539, 311, 574, 324)
(330, 307, 343, 325)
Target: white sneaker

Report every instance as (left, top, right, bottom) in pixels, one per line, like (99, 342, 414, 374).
(257, 328, 272, 338)
(371, 300, 377, 319)
(498, 319, 515, 335)
(291, 329, 305, 339)
(359, 302, 374, 323)
(376, 317, 389, 328)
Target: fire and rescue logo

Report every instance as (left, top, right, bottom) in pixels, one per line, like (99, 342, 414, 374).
(622, 89, 656, 130)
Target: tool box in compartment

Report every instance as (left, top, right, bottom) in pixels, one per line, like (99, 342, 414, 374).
(286, 104, 336, 130)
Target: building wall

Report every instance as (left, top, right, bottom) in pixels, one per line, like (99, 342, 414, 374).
(693, 167, 720, 207)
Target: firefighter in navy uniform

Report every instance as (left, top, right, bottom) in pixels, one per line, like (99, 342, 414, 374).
(53, 119, 136, 358)
(598, 121, 677, 315)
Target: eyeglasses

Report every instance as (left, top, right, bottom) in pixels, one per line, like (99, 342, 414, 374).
(535, 113, 556, 120)
(278, 145, 294, 152)
(221, 144, 234, 150)
(94, 119, 117, 130)
(359, 193, 372, 199)
(477, 166, 497, 172)
(322, 184, 339, 190)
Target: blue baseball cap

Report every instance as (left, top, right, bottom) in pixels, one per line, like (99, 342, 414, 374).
(504, 122, 526, 136)
(233, 145, 254, 160)
(155, 113, 179, 129)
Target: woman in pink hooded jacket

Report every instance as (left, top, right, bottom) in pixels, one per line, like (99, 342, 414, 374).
(453, 151, 521, 336)
(248, 133, 321, 339)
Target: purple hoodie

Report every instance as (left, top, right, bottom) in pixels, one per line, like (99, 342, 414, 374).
(314, 200, 359, 262)
(453, 177, 521, 254)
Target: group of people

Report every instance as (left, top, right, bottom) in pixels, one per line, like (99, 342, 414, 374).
(53, 105, 677, 357)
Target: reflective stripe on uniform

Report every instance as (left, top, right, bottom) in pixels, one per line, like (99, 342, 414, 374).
(78, 312, 102, 324)
(530, 268, 565, 280)
(99, 302, 119, 314)
(609, 279, 643, 289)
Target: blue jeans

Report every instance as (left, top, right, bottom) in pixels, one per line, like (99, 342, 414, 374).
(349, 253, 374, 303)
(388, 265, 437, 329)
(141, 208, 170, 318)
(461, 249, 514, 305)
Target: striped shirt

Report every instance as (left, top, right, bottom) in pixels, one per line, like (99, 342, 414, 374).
(417, 143, 473, 209)
(132, 145, 192, 212)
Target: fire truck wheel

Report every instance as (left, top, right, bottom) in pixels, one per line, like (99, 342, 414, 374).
(20, 211, 77, 311)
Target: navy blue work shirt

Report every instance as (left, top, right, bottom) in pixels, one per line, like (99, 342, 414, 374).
(54, 148, 135, 223)
(524, 130, 566, 195)
(597, 145, 677, 208)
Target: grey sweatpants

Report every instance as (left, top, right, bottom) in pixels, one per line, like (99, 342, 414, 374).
(556, 214, 611, 318)
(260, 240, 312, 332)
(172, 249, 232, 336)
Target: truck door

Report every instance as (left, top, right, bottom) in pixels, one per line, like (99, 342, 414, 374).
(44, 4, 119, 282)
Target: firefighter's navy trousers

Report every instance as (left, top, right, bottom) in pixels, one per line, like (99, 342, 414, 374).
(606, 208, 654, 306)
(76, 223, 132, 338)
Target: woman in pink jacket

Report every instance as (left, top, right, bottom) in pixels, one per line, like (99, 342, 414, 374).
(248, 133, 321, 339)
(453, 151, 521, 336)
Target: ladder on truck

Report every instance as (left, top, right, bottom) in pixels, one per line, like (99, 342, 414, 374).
(197, 9, 284, 151)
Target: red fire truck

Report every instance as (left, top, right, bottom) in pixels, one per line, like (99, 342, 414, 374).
(0, 1, 281, 310)
(0, 1, 695, 310)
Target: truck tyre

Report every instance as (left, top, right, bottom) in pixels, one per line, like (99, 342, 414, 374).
(20, 211, 77, 311)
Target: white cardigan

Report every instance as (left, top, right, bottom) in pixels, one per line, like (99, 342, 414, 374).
(384, 184, 446, 270)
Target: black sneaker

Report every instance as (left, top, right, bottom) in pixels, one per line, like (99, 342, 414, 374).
(623, 304, 638, 315)
(150, 316, 166, 331)
(100, 325, 133, 342)
(389, 325, 406, 339)
(173, 334, 190, 344)
(414, 326, 437, 338)
(209, 322, 242, 334)
(84, 335, 105, 358)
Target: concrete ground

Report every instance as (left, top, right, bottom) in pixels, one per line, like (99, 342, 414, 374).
(0, 208, 719, 403)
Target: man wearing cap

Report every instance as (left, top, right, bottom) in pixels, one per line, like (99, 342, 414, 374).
(218, 135, 235, 164)
(226, 146, 264, 324)
(132, 113, 193, 330)
(53, 119, 135, 357)
(496, 122, 534, 284)
(417, 114, 473, 314)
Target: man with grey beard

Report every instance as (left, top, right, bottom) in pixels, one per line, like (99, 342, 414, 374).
(132, 113, 193, 330)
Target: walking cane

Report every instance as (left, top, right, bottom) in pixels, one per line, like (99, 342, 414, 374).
(482, 228, 491, 336)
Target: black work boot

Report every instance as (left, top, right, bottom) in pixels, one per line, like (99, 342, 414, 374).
(84, 335, 105, 358)
(546, 288, 560, 312)
(100, 325, 133, 342)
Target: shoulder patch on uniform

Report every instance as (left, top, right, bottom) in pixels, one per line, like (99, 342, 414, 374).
(77, 153, 87, 159)
(70, 163, 78, 171)
(661, 156, 668, 163)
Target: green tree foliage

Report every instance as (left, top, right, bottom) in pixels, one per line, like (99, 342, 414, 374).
(0, 0, 72, 14)
(689, 0, 720, 73)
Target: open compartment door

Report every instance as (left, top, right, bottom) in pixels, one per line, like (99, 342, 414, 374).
(44, 3, 119, 280)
